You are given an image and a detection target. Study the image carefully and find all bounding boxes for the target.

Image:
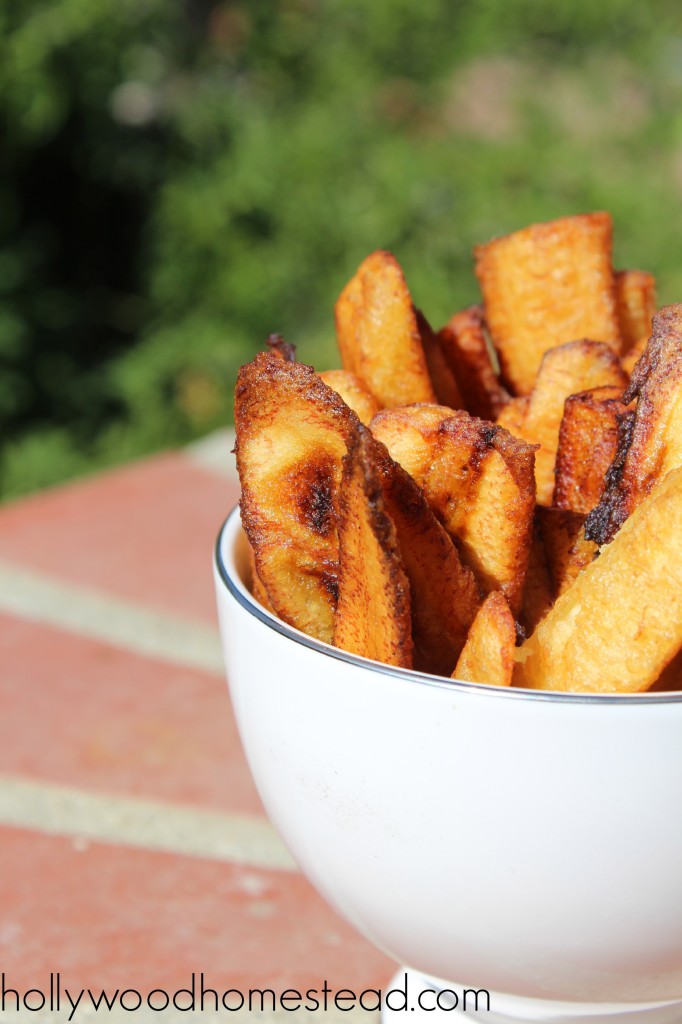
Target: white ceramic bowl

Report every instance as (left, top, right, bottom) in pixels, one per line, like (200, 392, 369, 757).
(214, 507, 682, 1024)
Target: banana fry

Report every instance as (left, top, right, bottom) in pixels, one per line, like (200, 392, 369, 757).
(318, 369, 381, 426)
(615, 269, 656, 354)
(553, 386, 629, 514)
(335, 250, 436, 408)
(453, 591, 515, 687)
(516, 466, 682, 693)
(235, 351, 358, 643)
(512, 340, 627, 506)
(333, 428, 413, 667)
(378, 444, 481, 675)
(475, 212, 622, 394)
(372, 406, 536, 615)
(437, 306, 509, 420)
(585, 304, 682, 545)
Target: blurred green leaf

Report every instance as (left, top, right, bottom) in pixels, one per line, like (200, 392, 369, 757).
(3, 0, 682, 497)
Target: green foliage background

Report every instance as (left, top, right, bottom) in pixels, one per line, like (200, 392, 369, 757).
(2, 0, 682, 498)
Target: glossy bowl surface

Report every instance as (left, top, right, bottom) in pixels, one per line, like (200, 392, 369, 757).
(214, 507, 682, 1022)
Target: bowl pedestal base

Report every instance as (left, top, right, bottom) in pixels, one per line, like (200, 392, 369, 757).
(381, 969, 682, 1024)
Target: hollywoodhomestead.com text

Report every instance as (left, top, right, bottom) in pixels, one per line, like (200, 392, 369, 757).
(1, 971, 492, 1016)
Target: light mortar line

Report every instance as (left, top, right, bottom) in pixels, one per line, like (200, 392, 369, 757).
(185, 427, 237, 480)
(0, 560, 225, 675)
(0, 775, 296, 872)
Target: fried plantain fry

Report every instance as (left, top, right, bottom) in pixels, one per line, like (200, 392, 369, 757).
(437, 306, 510, 420)
(235, 351, 359, 644)
(511, 340, 627, 506)
(417, 309, 464, 410)
(318, 369, 381, 425)
(621, 334, 649, 378)
(432, 419, 536, 616)
(652, 650, 682, 692)
(475, 213, 622, 395)
(515, 466, 682, 693)
(335, 250, 436, 408)
(615, 269, 656, 354)
(333, 427, 413, 667)
(453, 591, 515, 687)
(377, 443, 481, 675)
(519, 522, 554, 636)
(266, 333, 297, 362)
(247, 543, 276, 613)
(553, 386, 629, 514)
(372, 405, 536, 616)
(370, 403, 455, 483)
(495, 395, 529, 439)
(536, 508, 598, 597)
(585, 304, 682, 546)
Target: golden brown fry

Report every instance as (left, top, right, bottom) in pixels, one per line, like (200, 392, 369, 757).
(266, 333, 297, 362)
(495, 395, 529, 438)
(417, 310, 464, 409)
(585, 304, 682, 546)
(513, 340, 627, 506)
(615, 269, 656, 353)
(453, 591, 515, 687)
(235, 352, 358, 644)
(553, 386, 629, 514)
(652, 651, 682, 692)
(437, 306, 509, 420)
(370, 403, 455, 483)
(372, 405, 536, 616)
(519, 523, 554, 637)
(378, 446, 481, 675)
(475, 213, 622, 395)
(621, 333, 649, 378)
(333, 428, 413, 667)
(335, 250, 436, 408)
(537, 508, 598, 597)
(318, 369, 381, 426)
(432, 420, 536, 616)
(247, 543, 276, 613)
(515, 466, 682, 693)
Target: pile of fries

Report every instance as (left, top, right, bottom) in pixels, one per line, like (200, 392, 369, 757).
(234, 212, 682, 694)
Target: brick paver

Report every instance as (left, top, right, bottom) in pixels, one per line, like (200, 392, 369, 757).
(0, 451, 237, 623)
(0, 827, 392, 993)
(0, 442, 396, 1018)
(0, 613, 261, 814)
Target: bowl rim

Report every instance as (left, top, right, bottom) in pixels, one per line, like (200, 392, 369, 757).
(215, 505, 682, 705)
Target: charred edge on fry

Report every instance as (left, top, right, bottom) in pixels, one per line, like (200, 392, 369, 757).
(348, 429, 411, 620)
(584, 409, 636, 545)
(319, 568, 339, 602)
(290, 458, 338, 537)
(266, 334, 297, 362)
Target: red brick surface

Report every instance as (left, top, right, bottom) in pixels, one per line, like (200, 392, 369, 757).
(0, 452, 237, 623)
(0, 827, 394, 994)
(0, 612, 262, 814)
(0, 451, 399, 991)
